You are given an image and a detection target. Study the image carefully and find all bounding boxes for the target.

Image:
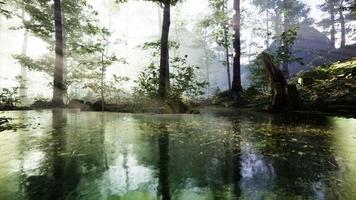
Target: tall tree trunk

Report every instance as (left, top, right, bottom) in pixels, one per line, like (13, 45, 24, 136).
(339, 0, 346, 48)
(20, 6, 28, 105)
(330, 4, 336, 49)
(231, 0, 242, 100)
(203, 32, 210, 95)
(265, 6, 270, 49)
(158, 1, 171, 99)
(52, 0, 65, 106)
(225, 45, 231, 91)
(222, 0, 231, 91)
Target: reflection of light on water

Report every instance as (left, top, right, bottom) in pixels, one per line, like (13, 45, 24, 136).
(312, 181, 326, 200)
(22, 151, 45, 175)
(330, 117, 356, 199)
(101, 145, 157, 197)
(241, 143, 275, 179)
(240, 140, 275, 199)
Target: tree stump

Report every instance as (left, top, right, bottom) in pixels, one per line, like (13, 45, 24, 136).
(261, 52, 302, 112)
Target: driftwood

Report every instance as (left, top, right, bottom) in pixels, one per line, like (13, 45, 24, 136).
(261, 52, 302, 112)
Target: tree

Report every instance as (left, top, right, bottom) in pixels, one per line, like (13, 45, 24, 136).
(143, 0, 180, 99)
(201, 0, 233, 91)
(251, 0, 310, 78)
(52, 0, 65, 106)
(338, 0, 346, 47)
(319, 0, 338, 49)
(231, 0, 242, 100)
(0, 0, 11, 18)
(135, 41, 207, 100)
(15, 0, 112, 104)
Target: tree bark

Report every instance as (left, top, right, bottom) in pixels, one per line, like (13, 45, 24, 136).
(261, 52, 302, 112)
(52, 0, 65, 106)
(261, 52, 288, 112)
(158, 1, 171, 99)
(339, 0, 346, 48)
(231, 0, 243, 100)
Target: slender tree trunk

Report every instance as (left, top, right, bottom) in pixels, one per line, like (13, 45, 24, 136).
(330, 4, 336, 49)
(101, 51, 105, 112)
(222, 0, 231, 91)
(231, 0, 242, 100)
(339, 1, 346, 48)
(203, 33, 210, 95)
(274, 10, 281, 47)
(52, 0, 65, 106)
(158, 1, 171, 99)
(20, 7, 28, 105)
(225, 45, 231, 91)
(265, 7, 270, 49)
(248, 31, 254, 63)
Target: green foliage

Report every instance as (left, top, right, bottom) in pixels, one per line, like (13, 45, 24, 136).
(248, 54, 269, 91)
(84, 75, 129, 103)
(0, 0, 11, 18)
(135, 41, 208, 100)
(13, 1, 128, 102)
(249, 28, 301, 92)
(276, 27, 303, 65)
(13, 54, 54, 75)
(0, 87, 20, 107)
(200, 0, 232, 49)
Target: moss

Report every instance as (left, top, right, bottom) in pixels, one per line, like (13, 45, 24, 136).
(296, 57, 356, 115)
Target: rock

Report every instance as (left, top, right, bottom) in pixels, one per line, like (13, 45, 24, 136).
(91, 100, 106, 111)
(351, 67, 356, 76)
(165, 99, 189, 113)
(68, 99, 92, 110)
(301, 77, 314, 86)
(287, 84, 303, 110)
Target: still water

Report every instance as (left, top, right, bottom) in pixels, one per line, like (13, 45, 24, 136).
(0, 109, 355, 200)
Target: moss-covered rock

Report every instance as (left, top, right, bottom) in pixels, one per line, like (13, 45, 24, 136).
(296, 57, 356, 115)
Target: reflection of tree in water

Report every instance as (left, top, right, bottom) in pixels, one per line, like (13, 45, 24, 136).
(132, 113, 340, 199)
(254, 113, 339, 198)
(134, 116, 243, 199)
(157, 124, 171, 200)
(25, 109, 81, 200)
(17, 111, 29, 200)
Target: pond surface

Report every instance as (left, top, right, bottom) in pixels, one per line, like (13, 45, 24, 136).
(0, 109, 355, 200)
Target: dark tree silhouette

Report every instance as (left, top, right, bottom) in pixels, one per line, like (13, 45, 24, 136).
(52, 0, 65, 106)
(231, 0, 243, 100)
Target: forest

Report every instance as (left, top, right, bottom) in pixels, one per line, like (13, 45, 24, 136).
(0, 0, 355, 199)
